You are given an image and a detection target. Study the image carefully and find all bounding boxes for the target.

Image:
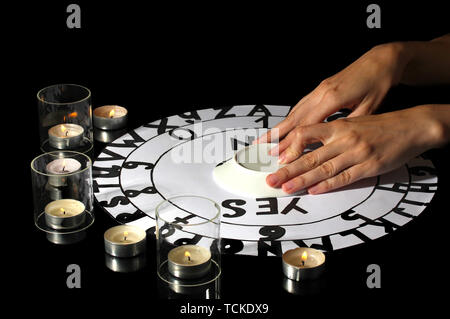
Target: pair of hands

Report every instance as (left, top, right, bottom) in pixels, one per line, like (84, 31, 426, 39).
(255, 44, 444, 194)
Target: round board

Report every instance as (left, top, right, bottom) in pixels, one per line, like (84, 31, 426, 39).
(93, 105, 438, 256)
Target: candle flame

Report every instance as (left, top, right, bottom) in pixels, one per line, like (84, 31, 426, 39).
(60, 124, 67, 132)
(109, 109, 115, 118)
(301, 251, 308, 262)
(185, 251, 191, 261)
(123, 231, 129, 238)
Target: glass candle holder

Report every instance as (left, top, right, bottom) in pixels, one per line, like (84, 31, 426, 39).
(37, 84, 93, 155)
(31, 151, 94, 244)
(156, 195, 221, 298)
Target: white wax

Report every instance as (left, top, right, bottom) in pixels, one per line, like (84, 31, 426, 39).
(44, 199, 85, 217)
(282, 247, 325, 269)
(94, 105, 128, 118)
(104, 225, 146, 245)
(168, 245, 211, 266)
(46, 158, 82, 174)
(48, 123, 84, 138)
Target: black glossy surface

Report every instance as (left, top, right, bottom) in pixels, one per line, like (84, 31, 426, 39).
(7, 2, 450, 316)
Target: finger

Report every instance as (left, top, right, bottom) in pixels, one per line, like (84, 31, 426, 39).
(255, 93, 314, 144)
(266, 140, 341, 188)
(307, 163, 368, 194)
(281, 151, 357, 194)
(254, 116, 294, 144)
(278, 123, 329, 164)
(267, 136, 291, 157)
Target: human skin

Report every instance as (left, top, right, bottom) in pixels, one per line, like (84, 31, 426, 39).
(255, 35, 450, 194)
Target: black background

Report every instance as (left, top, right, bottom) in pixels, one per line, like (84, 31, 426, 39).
(5, 1, 450, 316)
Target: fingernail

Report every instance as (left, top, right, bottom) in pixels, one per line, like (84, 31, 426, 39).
(282, 181, 295, 193)
(266, 174, 279, 186)
(278, 154, 286, 164)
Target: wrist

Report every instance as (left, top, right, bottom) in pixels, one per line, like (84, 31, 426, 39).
(370, 42, 412, 86)
(414, 105, 449, 148)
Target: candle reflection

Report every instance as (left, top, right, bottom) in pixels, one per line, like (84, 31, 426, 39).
(105, 253, 146, 273)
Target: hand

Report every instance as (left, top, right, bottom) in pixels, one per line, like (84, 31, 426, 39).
(266, 105, 445, 194)
(256, 43, 406, 157)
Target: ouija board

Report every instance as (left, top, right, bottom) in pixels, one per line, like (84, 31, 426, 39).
(92, 105, 438, 256)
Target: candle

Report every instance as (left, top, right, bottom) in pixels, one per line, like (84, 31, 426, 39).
(48, 123, 84, 149)
(46, 158, 82, 187)
(93, 105, 128, 130)
(282, 247, 326, 281)
(44, 199, 86, 230)
(168, 245, 211, 280)
(46, 158, 81, 174)
(104, 225, 146, 258)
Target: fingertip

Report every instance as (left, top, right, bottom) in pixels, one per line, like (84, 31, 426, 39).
(266, 174, 279, 187)
(282, 181, 296, 194)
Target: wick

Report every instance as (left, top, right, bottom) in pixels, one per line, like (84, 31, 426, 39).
(62, 209, 66, 215)
(65, 130, 69, 136)
(301, 261, 305, 266)
(187, 256, 191, 262)
(110, 114, 114, 118)
(61, 166, 67, 173)
(124, 235, 127, 241)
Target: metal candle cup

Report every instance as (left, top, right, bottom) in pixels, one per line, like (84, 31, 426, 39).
(282, 247, 326, 281)
(48, 123, 84, 149)
(168, 245, 212, 280)
(93, 105, 128, 130)
(44, 199, 86, 230)
(104, 225, 146, 258)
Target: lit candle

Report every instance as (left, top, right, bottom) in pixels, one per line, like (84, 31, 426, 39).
(104, 225, 146, 258)
(93, 105, 128, 130)
(282, 247, 326, 281)
(44, 199, 86, 230)
(46, 158, 82, 187)
(167, 245, 211, 280)
(48, 123, 84, 149)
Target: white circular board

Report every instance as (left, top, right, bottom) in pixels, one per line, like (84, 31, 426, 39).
(93, 105, 438, 256)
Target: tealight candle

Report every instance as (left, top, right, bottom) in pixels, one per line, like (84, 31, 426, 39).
(44, 199, 86, 230)
(48, 123, 84, 149)
(168, 245, 212, 280)
(104, 225, 146, 258)
(46, 158, 82, 187)
(282, 247, 326, 281)
(93, 105, 128, 130)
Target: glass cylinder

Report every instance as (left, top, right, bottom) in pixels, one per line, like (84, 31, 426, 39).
(37, 84, 93, 155)
(156, 195, 221, 299)
(31, 151, 94, 244)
